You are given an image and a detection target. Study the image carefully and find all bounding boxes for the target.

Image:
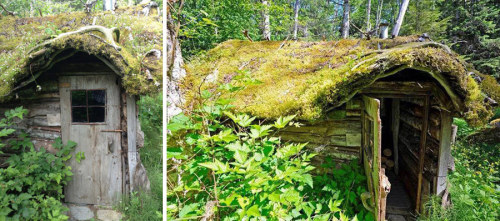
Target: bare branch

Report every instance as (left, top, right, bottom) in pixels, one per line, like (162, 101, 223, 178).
(0, 3, 15, 16)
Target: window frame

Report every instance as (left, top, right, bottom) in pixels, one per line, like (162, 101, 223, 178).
(70, 89, 107, 125)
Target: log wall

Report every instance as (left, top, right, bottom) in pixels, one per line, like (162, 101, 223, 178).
(278, 98, 363, 171)
(397, 97, 442, 205)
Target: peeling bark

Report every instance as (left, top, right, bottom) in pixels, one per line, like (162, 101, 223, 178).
(167, 1, 186, 121)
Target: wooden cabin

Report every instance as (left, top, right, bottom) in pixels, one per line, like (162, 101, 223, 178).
(183, 37, 495, 220)
(0, 8, 161, 220)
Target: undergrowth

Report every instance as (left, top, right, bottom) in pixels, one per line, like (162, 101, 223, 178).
(420, 118, 500, 221)
(0, 107, 78, 220)
(167, 74, 371, 220)
(116, 94, 162, 220)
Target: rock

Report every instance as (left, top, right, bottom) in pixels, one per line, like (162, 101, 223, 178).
(69, 205, 94, 221)
(387, 214, 406, 221)
(96, 209, 122, 221)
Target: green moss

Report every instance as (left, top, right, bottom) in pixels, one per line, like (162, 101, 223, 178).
(184, 38, 493, 126)
(0, 6, 162, 102)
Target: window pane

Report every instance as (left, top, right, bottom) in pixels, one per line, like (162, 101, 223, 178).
(88, 107, 105, 122)
(88, 90, 106, 106)
(71, 90, 86, 106)
(72, 107, 87, 122)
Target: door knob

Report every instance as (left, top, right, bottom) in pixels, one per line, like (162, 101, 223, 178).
(108, 138, 114, 154)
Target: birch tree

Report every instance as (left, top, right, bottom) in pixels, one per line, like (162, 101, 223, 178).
(391, 0, 409, 37)
(341, 0, 350, 39)
(103, 0, 115, 11)
(366, 0, 371, 32)
(261, 0, 271, 40)
(375, 0, 383, 35)
(293, 0, 300, 39)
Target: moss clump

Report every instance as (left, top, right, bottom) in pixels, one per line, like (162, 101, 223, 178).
(184, 38, 493, 126)
(0, 6, 162, 102)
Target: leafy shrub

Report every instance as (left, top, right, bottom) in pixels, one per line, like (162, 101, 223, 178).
(310, 159, 373, 220)
(167, 77, 370, 220)
(0, 107, 77, 220)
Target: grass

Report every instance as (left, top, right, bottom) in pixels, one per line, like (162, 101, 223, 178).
(116, 94, 162, 220)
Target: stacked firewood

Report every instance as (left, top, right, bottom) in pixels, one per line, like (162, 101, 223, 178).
(381, 148, 394, 170)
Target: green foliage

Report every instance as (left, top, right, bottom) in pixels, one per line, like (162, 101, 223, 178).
(420, 119, 500, 221)
(401, 0, 449, 39)
(167, 77, 369, 220)
(440, 0, 500, 77)
(0, 107, 78, 220)
(117, 94, 162, 220)
(308, 159, 373, 220)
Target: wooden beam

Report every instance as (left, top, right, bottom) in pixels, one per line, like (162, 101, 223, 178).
(392, 99, 400, 175)
(361, 81, 434, 94)
(436, 111, 452, 196)
(416, 95, 430, 212)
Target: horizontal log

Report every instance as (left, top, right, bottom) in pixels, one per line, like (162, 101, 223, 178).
(400, 112, 440, 139)
(282, 124, 329, 134)
(401, 102, 440, 127)
(386, 160, 395, 168)
(383, 148, 392, 157)
(401, 98, 425, 106)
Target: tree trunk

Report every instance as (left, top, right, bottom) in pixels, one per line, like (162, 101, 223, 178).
(341, 0, 350, 39)
(167, 0, 186, 120)
(375, 0, 383, 35)
(262, 0, 271, 40)
(293, 0, 300, 40)
(103, 0, 115, 11)
(391, 0, 409, 38)
(366, 0, 372, 32)
(332, 3, 338, 35)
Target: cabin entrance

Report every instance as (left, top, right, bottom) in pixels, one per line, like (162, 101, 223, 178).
(360, 77, 454, 220)
(59, 74, 123, 205)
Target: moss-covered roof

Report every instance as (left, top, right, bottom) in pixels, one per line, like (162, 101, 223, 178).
(184, 37, 496, 126)
(0, 5, 162, 102)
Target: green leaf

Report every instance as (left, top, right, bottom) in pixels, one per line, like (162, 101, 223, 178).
(201, 90, 212, 99)
(75, 152, 85, 163)
(233, 150, 248, 164)
(178, 203, 199, 218)
(237, 197, 249, 208)
(246, 205, 260, 217)
(274, 115, 296, 129)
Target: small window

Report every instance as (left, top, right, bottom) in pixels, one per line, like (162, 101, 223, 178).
(71, 90, 106, 123)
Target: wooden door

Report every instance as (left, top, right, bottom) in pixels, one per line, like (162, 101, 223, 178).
(362, 95, 391, 220)
(59, 75, 122, 205)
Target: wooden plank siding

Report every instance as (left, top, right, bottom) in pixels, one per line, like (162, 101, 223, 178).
(278, 98, 363, 168)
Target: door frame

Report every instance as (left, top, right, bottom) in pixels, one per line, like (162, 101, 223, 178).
(361, 81, 433, 213)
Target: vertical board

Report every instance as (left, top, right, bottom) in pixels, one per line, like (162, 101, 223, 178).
(60, 75, 122, 205)
(436, 111, 452, 195)
(362, 95, 390, 220)
(391, 99, 400, 175)
(127, 95, 138, 191)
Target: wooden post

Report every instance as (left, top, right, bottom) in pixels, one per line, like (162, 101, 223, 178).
(392, 99, 400, 175)
(416, 95, 430, 212)
(436, 111, 452, 196)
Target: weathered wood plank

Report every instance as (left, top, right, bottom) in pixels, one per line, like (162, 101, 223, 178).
(392, 98, 400, 175)
(436, 111, 452, 196)
(416, 96, 430, 212)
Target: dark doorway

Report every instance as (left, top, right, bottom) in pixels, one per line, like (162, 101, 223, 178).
(380, 98, 414, 216)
